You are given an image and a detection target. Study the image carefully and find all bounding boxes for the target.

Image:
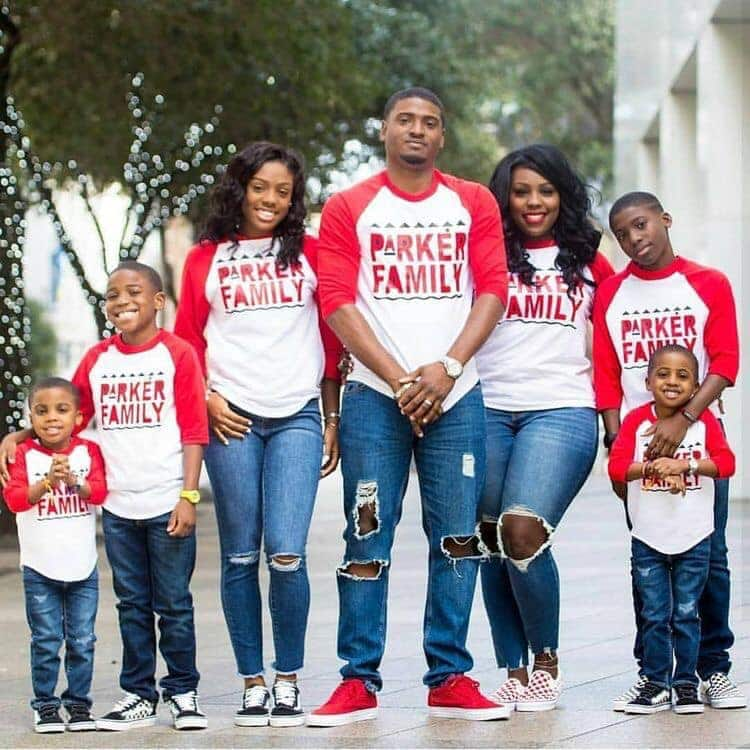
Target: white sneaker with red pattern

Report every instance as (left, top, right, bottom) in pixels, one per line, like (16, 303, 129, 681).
(515, 669, 562, 712)
(490, 678, 526, 711)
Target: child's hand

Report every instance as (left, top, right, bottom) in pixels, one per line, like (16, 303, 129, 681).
(167, 499, 196, 537)
(47, 455, 70, 485)
(648, 457, 688, 479)
(664, 474, 687, 496)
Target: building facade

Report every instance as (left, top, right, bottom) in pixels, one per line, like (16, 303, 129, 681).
(615, 0, 749, 497)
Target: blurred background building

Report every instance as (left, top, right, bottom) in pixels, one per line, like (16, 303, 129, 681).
(614, 0, 750, 497)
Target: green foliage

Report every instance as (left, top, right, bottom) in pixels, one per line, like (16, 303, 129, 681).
(27, 299, 57, 380)
(7, 0, 613, 192)
(475, 0, 615, 188)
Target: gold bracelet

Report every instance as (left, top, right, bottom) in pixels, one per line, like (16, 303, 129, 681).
(180, 489, 201, 505)
(42, 478, 54, 494)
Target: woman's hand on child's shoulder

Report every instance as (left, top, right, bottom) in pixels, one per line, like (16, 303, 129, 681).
(0, 434, 19, 486)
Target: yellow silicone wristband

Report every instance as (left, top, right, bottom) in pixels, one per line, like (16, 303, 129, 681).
(180, 489, 201, 505)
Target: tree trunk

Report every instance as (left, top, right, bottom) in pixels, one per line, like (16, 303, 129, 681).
(0, 10, 26, 535)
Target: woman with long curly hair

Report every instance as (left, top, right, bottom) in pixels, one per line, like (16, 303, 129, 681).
(175, 142, 342, 727)
(475, 144, 613, 711)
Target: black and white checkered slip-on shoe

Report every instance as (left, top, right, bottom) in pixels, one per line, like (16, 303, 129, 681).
(700, 673, 747, 709)
(96, 692, 157, 731)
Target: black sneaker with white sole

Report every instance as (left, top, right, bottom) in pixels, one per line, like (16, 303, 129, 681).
(66, 703, 97, 731)
(34, 705, 65, 733)
(165, 690, 208, 730)
(612, 675, 647, 712)
(673, 683, 704, 714)
(270, 681, 304, 727)
(96, 692, 158, 731)
(235, 685, 270, 727)
(623, 680, 671, 714)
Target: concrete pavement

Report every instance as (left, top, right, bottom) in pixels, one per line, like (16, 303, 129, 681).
(0, 463, 747, 748)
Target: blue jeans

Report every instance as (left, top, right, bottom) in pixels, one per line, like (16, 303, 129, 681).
(102, 509, 199, 702)
(23, 566, 98, 710)
(337, 382, 486, 690)
(204, 398, 323, 676)
(479, 407, 598, 668)
(632, 537, 710, 687)
(631, 478, 734, 679)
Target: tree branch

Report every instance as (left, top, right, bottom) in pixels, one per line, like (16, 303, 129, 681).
(80, 178, 110, 274)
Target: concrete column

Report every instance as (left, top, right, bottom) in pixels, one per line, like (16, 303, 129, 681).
(659, 92, 700, 259)
(636, 140, 660, 196)
(696, 20, 750, 498)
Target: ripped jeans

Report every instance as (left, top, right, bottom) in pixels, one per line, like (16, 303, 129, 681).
(632, 536, 710, 687)
(337, 381, 486, 689)
(479, 407, 597, 669)
(205, 398, 322, 677)
(23, 566, 98, 710)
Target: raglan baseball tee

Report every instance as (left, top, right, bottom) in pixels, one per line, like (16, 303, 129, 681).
(317, 169, 508, 412)
(71, 330, 208, 520)
(593, 257, 739, 416)
(608, 403, 735, 554)
(4, 436, 107, 580)
(174, 234, 342, 418)
(477, 239, 614, 410)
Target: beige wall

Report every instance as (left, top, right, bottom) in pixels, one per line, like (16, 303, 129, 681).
(615, 0, 750, 497)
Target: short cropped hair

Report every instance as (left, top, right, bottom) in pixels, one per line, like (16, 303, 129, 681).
(29, 377, 81, 408)
(111, 260, 163, 292)
(647, 344, 699, 381)
(383, 87, 446, 127)
(609, 191, 664, 226)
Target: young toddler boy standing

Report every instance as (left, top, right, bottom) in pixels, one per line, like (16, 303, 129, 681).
(608, 345, 735, 714)
(3, 378, 107, 733)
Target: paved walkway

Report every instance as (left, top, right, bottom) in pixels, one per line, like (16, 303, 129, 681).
(0, 465, 747, 748)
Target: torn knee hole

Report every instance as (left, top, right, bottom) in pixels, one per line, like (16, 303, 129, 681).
(356, 502, 378, 535)
(337, 560, 386, 580)
(228, 551, 260, 565)
(353, 480, 380, 538)
(270, 554, 302, 572)
(442, 534, 482, 559)
(499, 509, 554, 571)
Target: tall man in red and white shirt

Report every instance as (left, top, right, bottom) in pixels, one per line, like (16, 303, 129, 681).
(307, 88, 510, 725)
(593, 191, 745, 710)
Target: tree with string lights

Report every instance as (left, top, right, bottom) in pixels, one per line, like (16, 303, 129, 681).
(0, 4, 28, 532)
(0, 5, 29, 439)
(1, 73, 232, 334)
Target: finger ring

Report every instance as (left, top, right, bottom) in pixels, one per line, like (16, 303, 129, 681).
(423, 399, 433, 407)
(394, 382, 414, 400)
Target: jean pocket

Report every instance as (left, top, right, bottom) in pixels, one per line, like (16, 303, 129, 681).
(343, 382, 367, 395)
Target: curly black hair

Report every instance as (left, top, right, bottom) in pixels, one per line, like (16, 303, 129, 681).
(488, 144, 602, 296)
(201, 141, 306, 268)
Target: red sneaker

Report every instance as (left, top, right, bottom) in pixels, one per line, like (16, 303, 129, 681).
(306, 679, 378, 727)
(428, 675, 512, 720)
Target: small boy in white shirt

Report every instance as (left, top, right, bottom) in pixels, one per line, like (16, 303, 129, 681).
(608, 344, 735, 715)
(3, 378, 108, 733)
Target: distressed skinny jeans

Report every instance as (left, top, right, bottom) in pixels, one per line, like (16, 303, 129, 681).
(205, 398, 323, 677)
(479, 407, 597, 668)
